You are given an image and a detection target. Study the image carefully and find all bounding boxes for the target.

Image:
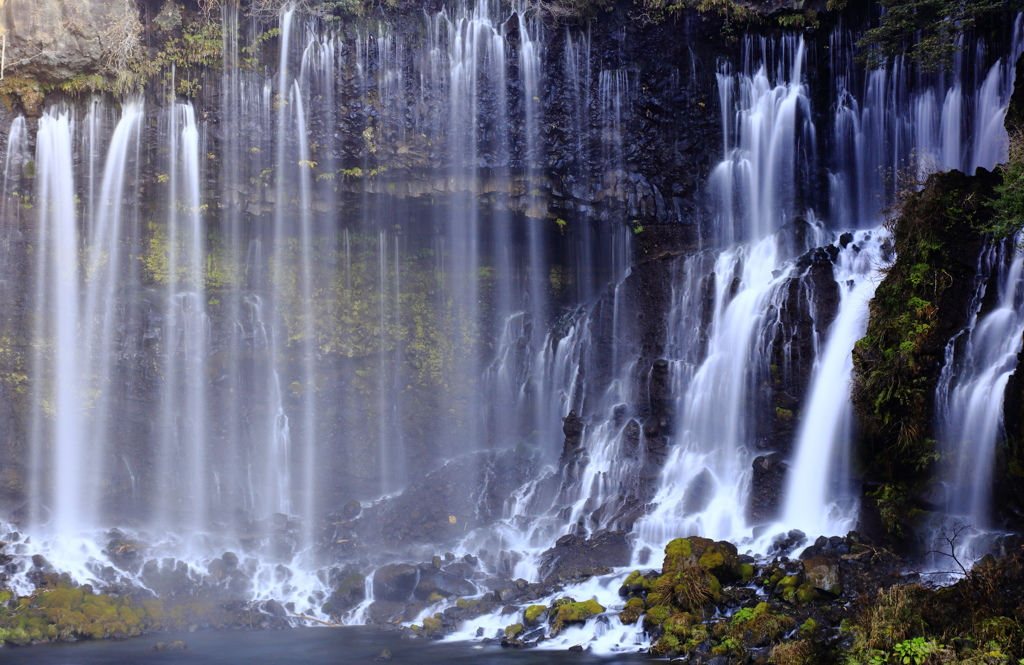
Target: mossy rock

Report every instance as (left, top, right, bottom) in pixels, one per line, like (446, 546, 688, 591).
(652, 632, 681, 656)
(777, 574, 800, 589)
(524, 604, 547, 625)
(663, 538, 695, 572)
(663, 611, 697, 637)
(36, 587, 85, 609)
(619, 597, 645, 625)
(421, 615, 442, 636)
(723, 601, 795, 647)
(698, 542, 739, 583)
(795, 582, 817, 604)
(504, 622, 524, 639)
(643, 604, 671, 630)
(645, 592, 665, 609)
(619, 569, 646, 596)
(653, 563, 720, 613)
(735, 563, 755, 582)
(550, 599, 605, 635)
(799, 618, 819, 636)
(664, 537, 739, 584)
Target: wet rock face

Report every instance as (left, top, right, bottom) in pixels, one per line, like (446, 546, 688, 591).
(757, 244, 841, 457)
(4, 0, 139, 82)
(413, 565, 476, 600)
(372, 563, 418, 602)
(748, 452, 787, 523)
(802, 555, 842, 596)
(538, 531, 632, 583)
(344, 447, 538, 552)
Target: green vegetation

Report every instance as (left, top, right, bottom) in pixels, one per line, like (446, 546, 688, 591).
(0, 579, 245, 645)
(852, 168, 997, 517)
(857, 0, 1019, 72)
(549, 598, 605, 635)
(991, 132, 1024, 240)
(524, 604, 547, 624)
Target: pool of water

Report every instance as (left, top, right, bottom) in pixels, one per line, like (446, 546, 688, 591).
(0, 627, 652, 664)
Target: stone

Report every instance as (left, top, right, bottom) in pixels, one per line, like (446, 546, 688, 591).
(366, 600, 407, 625)
(538, 531, 632, 583)
(748, 452, 786, 523)
(372, 563, 419, 602)
(413, 567, 476, 600)
(803, 556, 842, 596)
(5, 0, 141, 82)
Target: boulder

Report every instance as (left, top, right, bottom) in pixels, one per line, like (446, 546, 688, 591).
(413, 567, 476, 600)
(802, 556, 842, 597)
(538, 531, 631, 583)
(748, 452, 786, 523)
(372, 564, 418, 601)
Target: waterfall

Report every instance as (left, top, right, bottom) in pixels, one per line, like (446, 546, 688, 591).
(936, 242, 1024, 534)
(634, 239, 793, 548)
(31, 109, 83, 536)
(779, 230, 889, 538)
(829, 16, 1024, 228)
(3, 1, 1024, 640)
(712, 36, 814, 244)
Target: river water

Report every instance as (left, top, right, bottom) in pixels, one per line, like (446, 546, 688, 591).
(0, 627, 648, 665)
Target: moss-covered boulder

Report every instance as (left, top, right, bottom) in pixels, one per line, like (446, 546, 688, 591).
(717, 602, 796, 647)
(662, 537, 740, 583)
(524, 604, 547, 625)
(549, 598, 605, 636)
(618, 597, 645, 625)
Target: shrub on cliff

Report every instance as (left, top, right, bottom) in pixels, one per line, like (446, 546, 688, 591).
(857, 0, 1021, 72)
(852, 169, 997, 510)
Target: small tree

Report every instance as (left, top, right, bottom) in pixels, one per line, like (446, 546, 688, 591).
(857, 0, 1017, 73)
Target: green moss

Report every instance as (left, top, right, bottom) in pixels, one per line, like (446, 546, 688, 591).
(619, 598, 645, 625)
(143, 599, 167, 624)
(736, 563, 755, 581)
(698, 549, 725, 571)
(651, 632, 680, 656)
(664, 611, 697, 637)
(36, 587, 84, 610)
(799, 618, 819, 636)
(795, 582, 817, 604)
(722, 601, 795, 646)
(551, 599, 604, 632)
(775, 407, 793, 421)
(852, 169, 997, 503)
(504, 622, 524, 639)
(622, 569, 644, 587)
(421, 616, 442, 636)
(644, 604, 670, 627)
(777, 575, 799, 587)
(524, 604, 547, 624)
(663, 538, 693, 570)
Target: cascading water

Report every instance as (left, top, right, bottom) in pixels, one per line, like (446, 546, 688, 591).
(778, 230, 890, 539)
(930, 240, 1024, 567)
(829, 16, 1024, 228)
(2, 1, 1024, 651)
